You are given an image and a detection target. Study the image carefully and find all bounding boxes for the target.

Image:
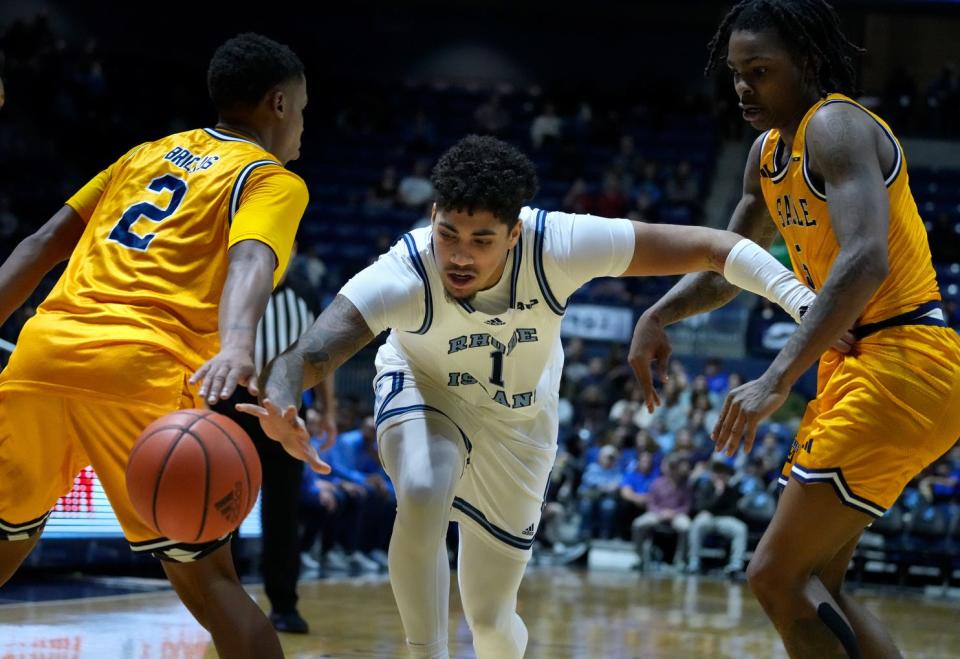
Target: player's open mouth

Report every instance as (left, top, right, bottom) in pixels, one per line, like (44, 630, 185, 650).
(740, 104, 763, 122)
(446, 272, 475, 289)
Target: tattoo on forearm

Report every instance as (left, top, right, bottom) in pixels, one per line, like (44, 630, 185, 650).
(281, 294, 373, 389)
(304, 349, 331, 363)
(657, 272, 739, 324)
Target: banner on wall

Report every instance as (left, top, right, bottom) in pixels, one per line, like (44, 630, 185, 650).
(560, 304, 634, 343)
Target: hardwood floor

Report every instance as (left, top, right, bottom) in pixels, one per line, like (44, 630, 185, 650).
(1, 568, 958, 658)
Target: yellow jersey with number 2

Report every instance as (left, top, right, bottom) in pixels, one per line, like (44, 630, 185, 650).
(1, 126, 307, 397)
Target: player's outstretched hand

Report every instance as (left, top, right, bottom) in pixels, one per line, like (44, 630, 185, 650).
(236, 399, 331, 474)
(712, 375, 788, 457)
(628, 311, 672, 413)
(191, 346, 258, 405)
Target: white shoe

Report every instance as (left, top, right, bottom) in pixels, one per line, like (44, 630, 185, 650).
(323, 548, 350, 572)
(300, 552, 320, 570)
(348, 550, 380, 573)
(368, 549, 389, 570)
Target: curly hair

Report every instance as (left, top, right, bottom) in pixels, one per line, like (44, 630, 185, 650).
(705, 0, 864, 96)
(431, 135, 538, 229)
(207, 33, 304, 114)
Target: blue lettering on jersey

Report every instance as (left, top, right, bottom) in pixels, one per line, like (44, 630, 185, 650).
(776, 193, 816, 228)
(511, 391, 534, 408)
(448, 373, 534, 409)
(448, 372, 479, 386)
(448, 328, 539, 355)
(164, 146, 220, 174)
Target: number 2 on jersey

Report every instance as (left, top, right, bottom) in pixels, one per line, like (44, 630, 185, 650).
(108, 174, 187, 251)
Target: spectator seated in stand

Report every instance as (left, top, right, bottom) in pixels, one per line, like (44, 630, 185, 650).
(299, 410, 382, 574)
(687, 459, 748, 576)
(618, 450, 659, 540)
(577, 445, 624, 540)
(330, 416, 396, 569)
(631, 452, 693, 571)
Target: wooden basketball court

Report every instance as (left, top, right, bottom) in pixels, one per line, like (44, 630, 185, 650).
(2, 567, 958, 658)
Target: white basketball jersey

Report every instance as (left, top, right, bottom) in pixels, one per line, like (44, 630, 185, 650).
(342, 206, 636, 422)
(383, 209, 570, 420)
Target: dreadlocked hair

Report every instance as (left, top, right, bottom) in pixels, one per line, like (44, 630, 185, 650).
(705, 0, 865, 96)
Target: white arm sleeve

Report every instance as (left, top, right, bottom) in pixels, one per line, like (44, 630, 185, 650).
(540, 212, 636, 303)
(339, 246, 425, 335)
(723, 238, 816, 322)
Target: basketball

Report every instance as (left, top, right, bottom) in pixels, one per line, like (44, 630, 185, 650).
(125, 409, 262, 544)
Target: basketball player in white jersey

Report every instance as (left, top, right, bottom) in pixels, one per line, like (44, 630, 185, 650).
(240, 135, 818, 658)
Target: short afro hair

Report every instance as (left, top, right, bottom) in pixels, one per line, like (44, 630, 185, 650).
(207, 33, 304, 114)
(431, 135, 538, 228)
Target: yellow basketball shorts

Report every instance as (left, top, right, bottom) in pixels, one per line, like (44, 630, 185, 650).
(780, 325, 960, 517)
(0, 337, 221, 560)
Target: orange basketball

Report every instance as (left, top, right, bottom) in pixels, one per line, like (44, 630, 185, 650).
(125, 409, 261, 544)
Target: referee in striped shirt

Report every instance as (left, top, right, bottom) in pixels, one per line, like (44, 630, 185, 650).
(215, 243, 336, 634)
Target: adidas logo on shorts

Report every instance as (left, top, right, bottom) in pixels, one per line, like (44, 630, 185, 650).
(522, 523, 536, 536)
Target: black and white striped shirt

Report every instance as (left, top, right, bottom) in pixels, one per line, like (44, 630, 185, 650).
(255, 273, 320, 373)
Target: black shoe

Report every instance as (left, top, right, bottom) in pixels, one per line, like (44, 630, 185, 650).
(270, 610, 309, 634)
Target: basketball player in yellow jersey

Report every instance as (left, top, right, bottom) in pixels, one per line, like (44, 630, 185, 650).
(0, 33, 315, 659)
(630, 1, 960, 657)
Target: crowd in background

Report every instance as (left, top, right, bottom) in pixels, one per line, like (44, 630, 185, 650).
(2, 12, 960, 579)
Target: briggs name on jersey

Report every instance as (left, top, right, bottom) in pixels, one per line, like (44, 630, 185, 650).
(164, 146, 221, 174)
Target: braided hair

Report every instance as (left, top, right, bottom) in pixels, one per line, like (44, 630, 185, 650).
(705, 0, 865, 95)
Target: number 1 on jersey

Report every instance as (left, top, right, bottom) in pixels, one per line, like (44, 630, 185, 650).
(108, 174, 187, 251)
(489, 351, 505, 387)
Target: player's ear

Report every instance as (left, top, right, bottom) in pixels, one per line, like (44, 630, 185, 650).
(507, 219, 521, 247)
(269, 88, 286, 117)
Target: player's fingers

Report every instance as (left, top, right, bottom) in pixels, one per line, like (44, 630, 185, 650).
(299, 438, 329, 474)
(318, 426, 336, 451)
(262, 399, 283, 417)
(235, 403, 268, 418)
(195, 363, 215, 397)
(743, 416, 761, 455)
(190, 361, 211, 386)
(219, 368, 241, 400)
(656, 343, 672, 388)
(713, 394, 733, 443)
(630, 357, 658, 414)
(722, 409, 746, 457)
(283, 405, 300, 426)
(714, 399, 740, 449)
(245, 376, 259, 397)
(322, 422, 338, 448)
(207, 371, 227, 404)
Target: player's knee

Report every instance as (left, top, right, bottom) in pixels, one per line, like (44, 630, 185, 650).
(468, 616, 509, 645)
(745, 550, 781, 605)
(395, 481, 451, 535)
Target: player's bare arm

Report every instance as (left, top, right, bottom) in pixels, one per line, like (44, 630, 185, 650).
(0, 206, 85, 326)
(264, 294, 374, 407)
(637, 134, 778, 325)
(627, 136, 777, 406)
(192, 239, 276, 403)
(237, 294, 373, 470)
(714, 103, 891, 456)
